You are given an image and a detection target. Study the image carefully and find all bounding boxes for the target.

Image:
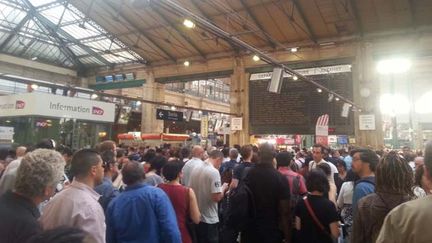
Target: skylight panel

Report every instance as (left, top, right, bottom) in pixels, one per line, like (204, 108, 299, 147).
(28, 0, 56, 7)
(85, 38, 121, 52)
(61, 23, 101, 39)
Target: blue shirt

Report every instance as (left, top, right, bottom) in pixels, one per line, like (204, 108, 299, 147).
(106, 183, 181, 243)
(352, 176, 375, 215)
(344, 155, 353, 170)
(94, 177, 119, 212)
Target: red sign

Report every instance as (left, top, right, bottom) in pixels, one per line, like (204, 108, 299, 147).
(92, 106, 104, 115)
(15, 100, 25, 109)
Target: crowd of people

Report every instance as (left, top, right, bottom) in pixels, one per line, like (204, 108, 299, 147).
(0, 139, 431, 243)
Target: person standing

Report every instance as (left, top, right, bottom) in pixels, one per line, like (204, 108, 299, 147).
(106, 161, 181, 243)
(377, 141, 432, 243)
(94, 150, 119, 212)
(309, 144, 339, 184)
(295, 169, 340, 243)
(0, 149, 65, 243)
(336, 170, 359, 241)
(159, 160, 201, 243)
(230, 145, 254, 190)
(40, 149, 106, 243)
(188, 150, 228, 243)
(352, 151, 413, 243)
(182, 146, 205, 186)
(242, 144, 291, 243)
(351, 148, 379, 214)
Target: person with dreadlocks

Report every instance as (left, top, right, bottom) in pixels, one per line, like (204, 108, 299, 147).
(352, 151, 413, 243)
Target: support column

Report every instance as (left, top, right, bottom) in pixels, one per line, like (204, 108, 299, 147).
(141, 70, 164, 134)
(229, 58, 250, 146)
(353, 42, 384, 148)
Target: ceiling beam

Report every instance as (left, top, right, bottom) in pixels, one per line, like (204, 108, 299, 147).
(238, 0, 277, 48)
(349, 0, 364, 36)
(189, 0, 239, 52)
(291, 0, 317, 44)
(151, 5, 207, 59)
(0, 14, 32, 50)
(103, 1, 177, 62)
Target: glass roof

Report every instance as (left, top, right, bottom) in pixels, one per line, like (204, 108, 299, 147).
(0, 0, 144, 69)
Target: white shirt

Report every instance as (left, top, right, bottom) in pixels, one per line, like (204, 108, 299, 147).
(337, 181, 354, 208)
(181, 157, 204, 186)
(309, 159, 338, 183)
(188, 160, 222, 224)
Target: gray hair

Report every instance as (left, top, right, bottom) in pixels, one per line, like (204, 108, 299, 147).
(229, 148, 239, 159)
(15, 149, 65, 198)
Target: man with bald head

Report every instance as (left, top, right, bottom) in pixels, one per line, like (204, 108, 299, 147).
(181, 145, 205, 186)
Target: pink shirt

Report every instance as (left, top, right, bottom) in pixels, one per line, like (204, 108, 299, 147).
(40, 180, 106, 243)
(278, 167, 307, 195)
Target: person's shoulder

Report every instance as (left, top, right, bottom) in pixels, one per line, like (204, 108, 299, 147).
(357, 193, 377, 207)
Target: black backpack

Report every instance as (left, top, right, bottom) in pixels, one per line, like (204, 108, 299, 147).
(222, 167, 255, 231)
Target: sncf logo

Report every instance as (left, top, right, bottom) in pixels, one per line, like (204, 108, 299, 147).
(92, 106, 104, 115)
(15, 100, 25, 109)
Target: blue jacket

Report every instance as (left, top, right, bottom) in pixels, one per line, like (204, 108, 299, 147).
(352, 176, 375, 215)
(94, 177, 119, 212)
(220, 159, 238, 175)
(106, 183, 181, 243)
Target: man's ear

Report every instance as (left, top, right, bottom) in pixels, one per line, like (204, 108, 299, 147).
(90, 165, 97, 176)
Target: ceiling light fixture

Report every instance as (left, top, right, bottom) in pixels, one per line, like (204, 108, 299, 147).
(335, 97, 340, 101)
(31, 57, 38, 61)
(292, 75, 298, 81)
(252, 55, 260, 62)
(183, 19, 196, 28)
(290, 47, 298, 53)
(91, 93, 98, 99)
(31, 84, 38, 90)
(317, 88, 322, 93)
(171, 106, 176, 111)
(184, 60, 190, 67)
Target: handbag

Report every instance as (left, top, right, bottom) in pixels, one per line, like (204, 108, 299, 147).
(303, 196, 334, 241)
(185, 187, 198, 243)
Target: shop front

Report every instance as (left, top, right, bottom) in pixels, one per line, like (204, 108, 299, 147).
(0, 93, 115, 149)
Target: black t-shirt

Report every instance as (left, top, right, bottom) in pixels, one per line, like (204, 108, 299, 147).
(232, 162, 254, 181)
(244, 164, 290, 240)
(295, 194, 339, 243)
(0, 191, 42, 243)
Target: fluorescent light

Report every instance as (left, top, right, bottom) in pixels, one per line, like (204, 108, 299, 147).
(252, 55, 260, 62)
(183, 19, 195, 28)
(91, 94, 98, 99)
(31, 57, 38, 61)
(335, 97, 340, 101)
(377, 58, 412, 74)
(31, 84, 38, 89)
(184, 60, 190, 67)
(291, 47, 298, 53)
(380, 94, 410, 115)
(292, 75, 298, 81)
(317, 88, 322, 93)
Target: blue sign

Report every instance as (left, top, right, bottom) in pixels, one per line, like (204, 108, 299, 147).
(337, 135, 348, 144)
(156, 109, 184, 122)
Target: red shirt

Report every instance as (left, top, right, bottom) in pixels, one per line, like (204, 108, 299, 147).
(278, 167, 307, 195)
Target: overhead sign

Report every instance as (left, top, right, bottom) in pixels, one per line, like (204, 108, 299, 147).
(0, 126, 14, 140)
(250, 64, 352, 81)
(156, 109, 184, 121)
(0, 93, 115, 122)
(359, 114, 376, 130)
(231, 117, 243, 131)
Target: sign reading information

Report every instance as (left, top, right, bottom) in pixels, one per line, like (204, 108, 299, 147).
(0, 93, 115, 122)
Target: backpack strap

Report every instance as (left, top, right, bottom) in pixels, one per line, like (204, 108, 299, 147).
(303, 196, 333, 239)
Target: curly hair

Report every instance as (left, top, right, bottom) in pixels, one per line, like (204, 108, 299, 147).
(375, 151, 413, 196)
(15, 149, 65, 198)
